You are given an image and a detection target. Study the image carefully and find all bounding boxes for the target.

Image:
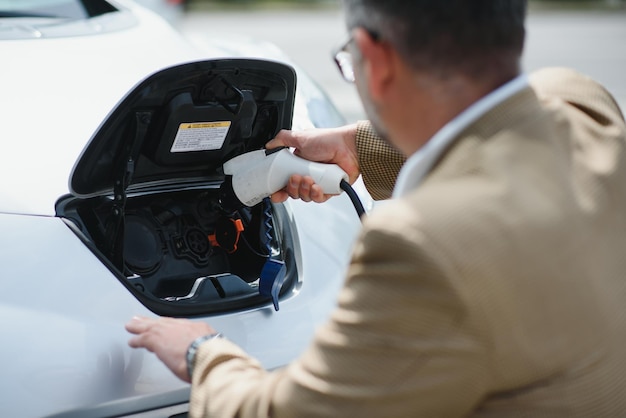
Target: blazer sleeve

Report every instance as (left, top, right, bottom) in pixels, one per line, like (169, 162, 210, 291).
(355, 120, 406, 200)
(189, 202, 489, 418)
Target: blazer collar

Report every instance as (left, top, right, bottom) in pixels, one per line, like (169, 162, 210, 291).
(393, 74, 530, 199)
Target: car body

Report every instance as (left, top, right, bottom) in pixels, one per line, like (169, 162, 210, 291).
(134, 0, 188, 25)
(0, 1, 368, 416)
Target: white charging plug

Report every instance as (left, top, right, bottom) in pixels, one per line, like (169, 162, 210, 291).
(223, 148, 349, 207)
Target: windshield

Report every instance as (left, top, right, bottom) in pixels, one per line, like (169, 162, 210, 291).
(0, 0, 116, 19)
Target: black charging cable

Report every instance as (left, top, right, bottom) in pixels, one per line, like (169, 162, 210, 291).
(340, 179, 366, 220)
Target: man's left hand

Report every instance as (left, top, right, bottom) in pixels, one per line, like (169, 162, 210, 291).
(126, 316, 216, 383)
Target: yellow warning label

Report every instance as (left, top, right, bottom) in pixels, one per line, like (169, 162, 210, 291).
(179, 122, 231, 130)
(171, 121, 232, 153)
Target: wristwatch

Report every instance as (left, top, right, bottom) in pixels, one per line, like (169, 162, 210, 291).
(186, 332, 222, 379)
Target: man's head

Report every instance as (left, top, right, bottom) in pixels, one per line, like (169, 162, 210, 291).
(339, 0, 528, 155)
(342, 0, 527, 79)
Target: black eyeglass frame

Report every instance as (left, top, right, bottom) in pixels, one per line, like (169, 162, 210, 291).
(332, 29, 381, 83)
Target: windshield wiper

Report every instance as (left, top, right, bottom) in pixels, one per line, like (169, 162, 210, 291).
(0, 11, 64, 19)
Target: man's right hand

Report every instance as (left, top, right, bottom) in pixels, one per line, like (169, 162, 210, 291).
(265, 124, 360, 203)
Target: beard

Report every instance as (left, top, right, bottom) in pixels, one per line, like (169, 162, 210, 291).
(356, 79, 395, 148)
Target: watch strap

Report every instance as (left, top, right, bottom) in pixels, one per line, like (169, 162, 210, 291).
(186, 332, 222, 379)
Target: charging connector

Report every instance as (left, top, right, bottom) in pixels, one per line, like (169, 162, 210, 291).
(220, 148, 366, 219)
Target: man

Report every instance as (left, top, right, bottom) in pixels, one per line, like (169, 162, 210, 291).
(126, 0, 626, 416)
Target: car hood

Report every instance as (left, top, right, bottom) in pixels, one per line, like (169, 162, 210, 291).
(0, 6, 299, 216)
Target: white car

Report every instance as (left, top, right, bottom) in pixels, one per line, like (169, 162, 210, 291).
(0, 1, 366, 416)
(134, 0, 187, 25)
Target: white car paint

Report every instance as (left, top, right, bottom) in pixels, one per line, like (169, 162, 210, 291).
(134, 0, 186, 25)
(0, 5, 203, 215)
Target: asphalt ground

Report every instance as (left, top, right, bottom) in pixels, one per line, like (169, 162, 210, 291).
(179, 5, 626, 124)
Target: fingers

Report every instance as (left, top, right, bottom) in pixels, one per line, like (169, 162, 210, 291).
(270, 190, 289, 204)
(125, 316, 153, 334)
(128, 335, 149, 350)
(125, 316, 156, 349)
(270, 175, 331, 203)
(126, 316, 216, 342)
(125, 316, 176, 348)
(125, 316, 217, 383)
(287, 175, 310, 201)
(309, 184, 327, 203)
(266, 129, 297, 150)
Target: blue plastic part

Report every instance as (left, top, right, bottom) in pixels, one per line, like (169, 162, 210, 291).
(259, 259, 287, 311)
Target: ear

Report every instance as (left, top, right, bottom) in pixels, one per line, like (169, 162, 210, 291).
(353, 28, 395, 101)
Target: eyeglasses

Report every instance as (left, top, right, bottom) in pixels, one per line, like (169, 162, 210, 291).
(333, 30, 380, 83)
(333, 36, 356, 83)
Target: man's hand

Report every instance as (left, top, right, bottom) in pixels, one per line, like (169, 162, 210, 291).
(266, 124, 360, 203)
(126, 316, 216, 383)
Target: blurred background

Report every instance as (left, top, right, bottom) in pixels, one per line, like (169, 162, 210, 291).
(172, 0, 626, 124)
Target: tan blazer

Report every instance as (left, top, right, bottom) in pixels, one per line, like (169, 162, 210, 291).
(190, 68, 626, 417)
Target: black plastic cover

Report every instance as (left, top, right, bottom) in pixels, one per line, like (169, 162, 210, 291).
(70, 59, 296, 197)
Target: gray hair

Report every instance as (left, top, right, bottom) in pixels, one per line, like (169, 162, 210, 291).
(342, 0, 527, 78)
